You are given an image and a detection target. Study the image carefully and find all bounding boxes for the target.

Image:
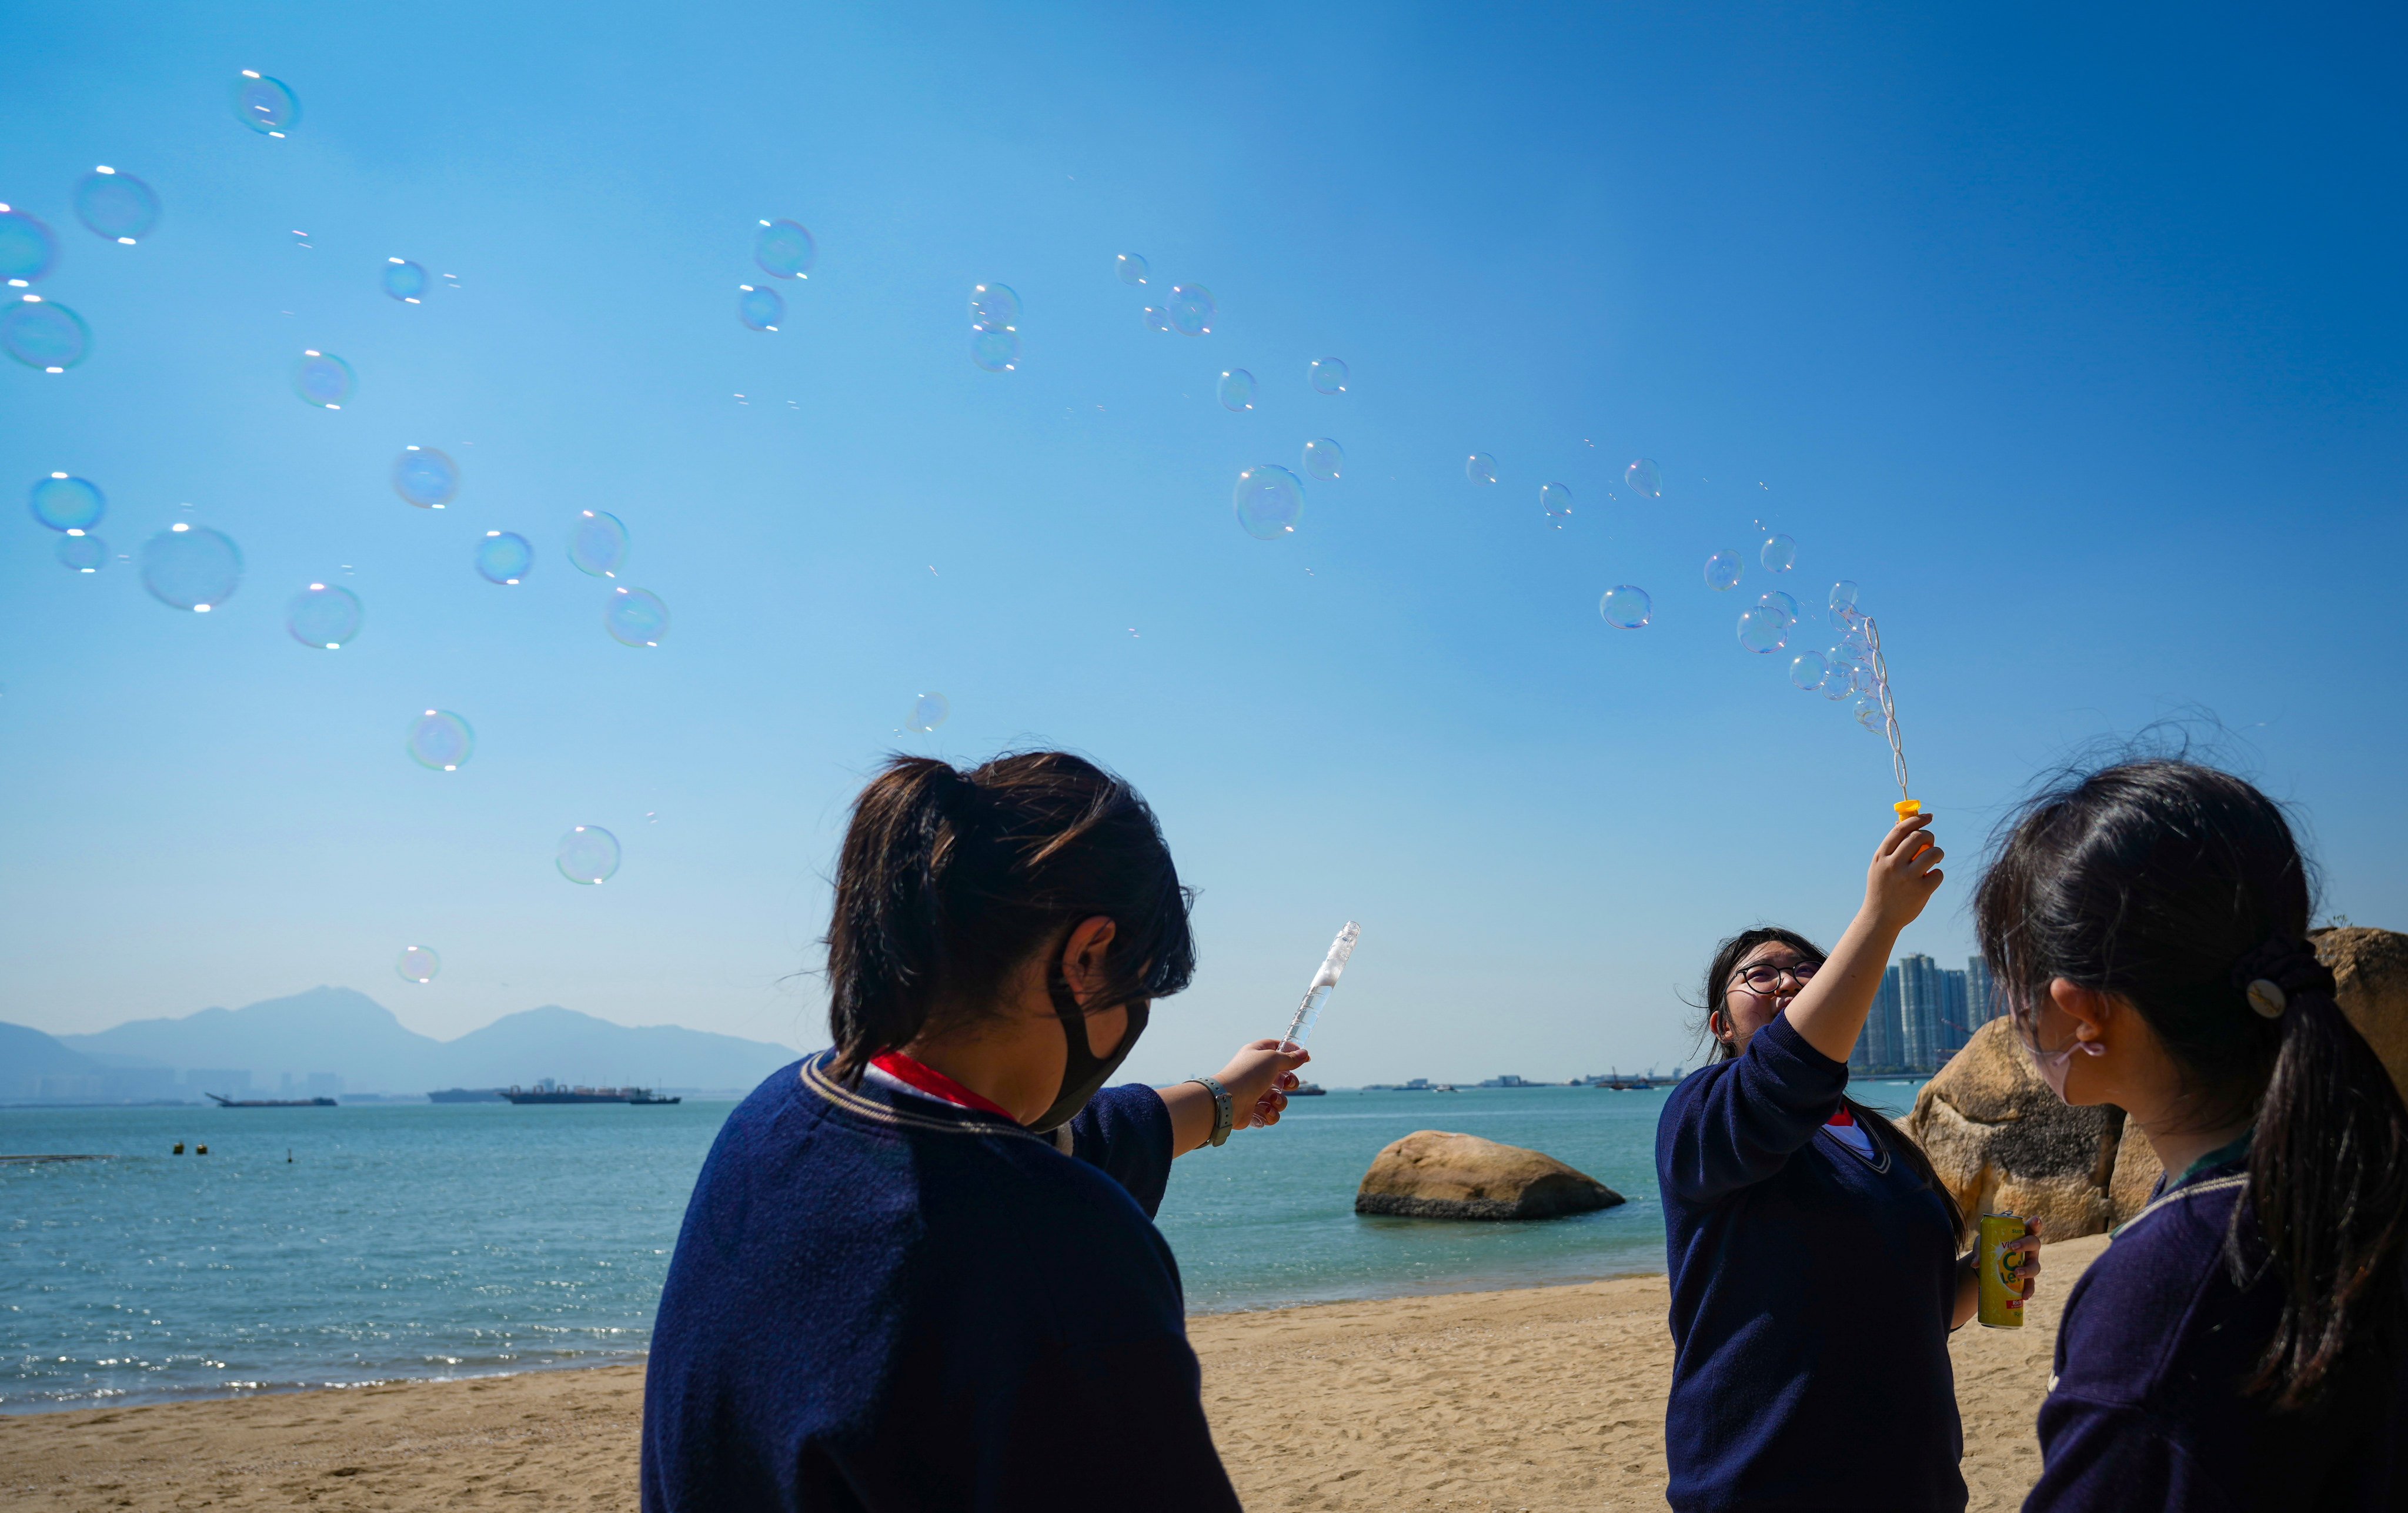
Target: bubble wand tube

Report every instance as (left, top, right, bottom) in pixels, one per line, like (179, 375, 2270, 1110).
(1863, 617, 1917, 818)
(1280, 921, 1362, 1052)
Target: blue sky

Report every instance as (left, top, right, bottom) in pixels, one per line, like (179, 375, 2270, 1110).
(4, 2, 2403, 1087)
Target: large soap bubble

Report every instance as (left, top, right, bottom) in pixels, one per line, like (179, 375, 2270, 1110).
(475, 531, 533, 585)
(292, 350, 354, 408)
(1704, 551, 1742, 592)
(232, 71, 300, 136)
(56, 534, 105, 573)
(141, 523, 243, 612)
(1624, 458, 1662, 499)
(1465, 453, 1496, 485)
(382, 258, 427, 302)
(557, 826, 622, 884)
(569, 510, 629, 576)
(1116, 253, 1148, 285)
(970, 325, 1020, 372)
(396, 946, 440, 984)
(905, 692, 949, 733)
(1736, 604, 1788, 654)
(1789, 650, 1828, 692)
(1540, 482, 1572, 529)
(1758, 590, 1799, 624)
(392, 446, 459, 509)
(1761, 533, 1796, 573)
(1829, 580, 1859, 615)
(1301, 438, 1343, 482)
(1165, 284, 1214, 335)
(31, 473, 103, 532)
(0, 208, 59, 285)
(1234, 465, 1303, 539)
(1309, 358, 1347, 394)
(737, 284, 784, 331)
(754, 219, 816, 278)
(1140, 305, 1171, 332)
(74, 168, 159, 244)
(286, 583, 363, 649)
(1599, 585, 1652, 629)
(1217, 369, 1255, 411)
(406, 710, 474, 771)
(2, 296, 90, 371)
(604, 586, 670, 647)
(969, 283, 1020, 329)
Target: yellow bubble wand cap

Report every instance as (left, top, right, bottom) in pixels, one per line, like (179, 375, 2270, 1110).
(1895, 799, 1921, 817)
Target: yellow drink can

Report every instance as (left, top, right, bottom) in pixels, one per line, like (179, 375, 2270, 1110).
(1978, 1212, 2028, 1328)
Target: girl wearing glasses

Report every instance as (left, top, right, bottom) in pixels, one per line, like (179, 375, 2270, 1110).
(1978, 760, 2407, 1512)
(1657, 812, 2040, 1512)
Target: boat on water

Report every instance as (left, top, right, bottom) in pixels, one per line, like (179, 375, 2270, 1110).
(502, 1080, 681, 1105)
(426, 1087, 505, 1103)
(1290, 1081, 1327, 1096)
(206, 1093, 336, 1108)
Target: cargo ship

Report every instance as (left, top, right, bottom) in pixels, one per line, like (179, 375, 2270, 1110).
(206, 1092, 337, 1107)
(502, 1080, 680, 1105)
(427, 1087, 505, 1103)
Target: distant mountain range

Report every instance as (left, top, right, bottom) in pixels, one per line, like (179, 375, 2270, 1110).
(2, 987, 805, 1103)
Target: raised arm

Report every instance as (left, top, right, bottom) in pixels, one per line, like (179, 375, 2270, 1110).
(1784, 813, 1943, 1064)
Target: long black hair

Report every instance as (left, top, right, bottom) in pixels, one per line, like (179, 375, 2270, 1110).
(823, 752, 1197, 1080)
(1973, 758, 2408, 1410)
(1694, 926, 1966, 1241)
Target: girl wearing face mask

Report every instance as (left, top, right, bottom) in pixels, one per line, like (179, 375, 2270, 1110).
(1657, 813, 2042, 1513)
(1976, 760, 2408, 1512)
(642, 753, 1306, 1512)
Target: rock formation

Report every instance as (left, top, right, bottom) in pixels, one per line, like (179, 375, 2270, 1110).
(1903, 926, 2407, 1243)
(1355, 1130, 1625, 1221)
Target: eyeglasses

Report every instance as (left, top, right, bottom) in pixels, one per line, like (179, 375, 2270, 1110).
(1731, 960, 1819, 996)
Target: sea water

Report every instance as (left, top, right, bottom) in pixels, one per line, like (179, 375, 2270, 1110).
(1, 1080, 1928, 1411)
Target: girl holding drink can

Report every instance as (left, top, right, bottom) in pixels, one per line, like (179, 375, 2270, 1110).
(1657, 811, 2043, 1513)
(1978, 760, 2408, 1512)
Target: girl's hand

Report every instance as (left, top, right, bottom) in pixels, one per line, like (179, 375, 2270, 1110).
(2007, 1217, 2045, 1300)
(1862, 813, 1945, 932)
(1217, 1038, 1310, 1130)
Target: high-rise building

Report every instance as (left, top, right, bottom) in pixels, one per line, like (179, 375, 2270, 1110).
(1940, 967, 1970, 1056)
(1859, 964, 1905, 1073)
(1898, 954, 1943, 1070)
(1966, 957, 1996, 1033)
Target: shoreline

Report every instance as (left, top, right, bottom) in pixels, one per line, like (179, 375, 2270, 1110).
(2, 1235, 2103, 1511)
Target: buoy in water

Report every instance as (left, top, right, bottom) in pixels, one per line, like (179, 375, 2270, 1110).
(196, 1144, 210, 1155)
(173, 1142, 185, 1155)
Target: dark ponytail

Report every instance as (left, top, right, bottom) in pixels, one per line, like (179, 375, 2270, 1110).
(1973, 758, 2408, 1410)
(824, 752, 1197, 1081)
(1692, 926, 1966, 1242)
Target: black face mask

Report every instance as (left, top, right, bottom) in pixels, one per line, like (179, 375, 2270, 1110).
(1027, 962, 1148, 1134)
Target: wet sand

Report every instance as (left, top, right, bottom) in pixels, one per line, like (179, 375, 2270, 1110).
(2, 1234, 2100, 1511)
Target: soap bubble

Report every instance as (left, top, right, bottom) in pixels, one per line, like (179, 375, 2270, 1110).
(1309, 358, 1347, 394)
(1822, 660, 1855, 701)
(0, 208, 59, 285)
(406, 710, 473, 771)
(1301, 437, 1343, 482)
(1599, 585, 1652, 629)
(1789, 650, 1828, 691)
(1540, 482, 1572, 528)
(1758, 590, 1799, 624)
(604, 586, 670, 647)
(56, 535, 104, 572)
(969, 283, 1020, 328)
(1704, 551, 1742, 591)
(754, 219, 816, 278)
(1466, 453, 1497, 485)
(1165, 284, 1214, 335)
(905, 692, 949, 733)
(557, 826, 622, 885)
(232, 71, 300, 135)
(970, 324, 1020, 372)
(73, 168, 159, 244)
(1116, 253, 1148, 285)
(140, 524, 242, 612)
(569, 510, 629, 577)
(1854, 697, 1885, 733)
(392, 446, 459, 509)
(1217, 369, 1255, 411)
(285, 583, 362, 649)
(475, 531, 533, 585)
(1736, 604, 1788, 654)
(1140, 305, 1171, 332)
(737, 283, 783, 331)
(292, 350, 354, 408)
(1829, 580, 1859, 614)
(31, 473, 103, 532)
(396, 946, 440, 984)
(1233, 464, 1304, 540)
(1625, 459, 1662, 499)
(382, 258, 426, 302)
(1761, 533, 1796, 573)
(2, 296, 90, 370)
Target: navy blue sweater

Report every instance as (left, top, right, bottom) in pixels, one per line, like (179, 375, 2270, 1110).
(641, 1053, 1240, 1513)
(1657, 1013, 1966, 1512)
(2026, 1143, 2408, 1512)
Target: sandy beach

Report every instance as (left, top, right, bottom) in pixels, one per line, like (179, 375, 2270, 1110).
(2, 1234, 2100, 1511)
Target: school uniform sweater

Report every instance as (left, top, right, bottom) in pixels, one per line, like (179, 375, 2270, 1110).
(1657, 1013, 1967, 1513)
(2025, 1140, 2408, 1513)
(640, 1052, 1240, 1513)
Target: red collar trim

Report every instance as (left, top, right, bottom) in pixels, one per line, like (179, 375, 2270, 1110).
(870, 1053, 1018, 1121)
(1827, 1105, 1856, 1126)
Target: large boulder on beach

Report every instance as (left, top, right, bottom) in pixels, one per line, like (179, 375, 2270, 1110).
(1354, 1130, 1624, 1221)
(1905, 926, 2408, 1242)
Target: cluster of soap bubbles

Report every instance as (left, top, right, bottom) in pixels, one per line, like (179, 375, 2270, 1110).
(1224, 358, 1349, 540)
(736, 217, 814, 333)
(1121, 252, 1215, 339)
(969, 282, 1019, 372)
